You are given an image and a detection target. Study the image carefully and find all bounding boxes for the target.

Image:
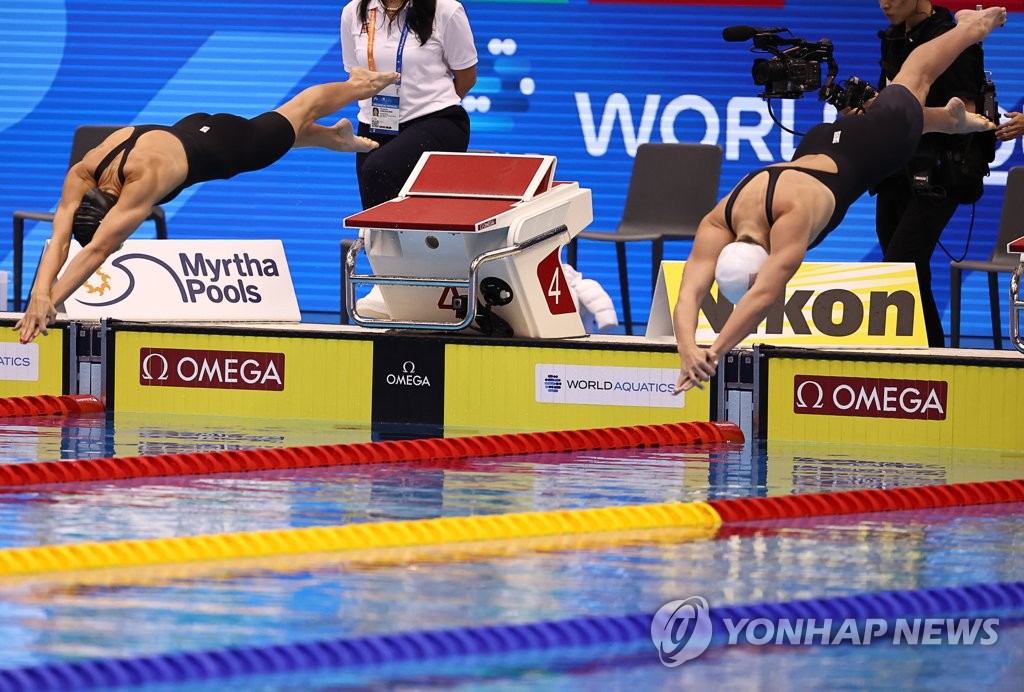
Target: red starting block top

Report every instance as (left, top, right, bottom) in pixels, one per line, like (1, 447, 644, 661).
(1009, 235, 1024, 254)
(344, 196, 518, 232)
(407, 153, 553, 199)
(345, 152, 564, 232)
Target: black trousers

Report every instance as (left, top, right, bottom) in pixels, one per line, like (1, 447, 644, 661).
(875, 178, 959, 348)
(354, 105, 471, 209)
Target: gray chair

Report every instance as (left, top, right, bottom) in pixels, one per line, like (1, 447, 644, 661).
(12, 125, 168, 311)
(567, 142, 722, 334)
(950, 166, 1024, 349)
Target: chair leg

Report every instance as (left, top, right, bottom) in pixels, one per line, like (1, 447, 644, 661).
(616, 242, 632, 335)
(153, 212, 168, 240)
(949, 265, 961, 348)
(340, 239, 354, 325)
(13, 216, 24, 312)
(988, 271, 1002, 350)
(566, 237, 578, 269)
(651, 238, 664, 293)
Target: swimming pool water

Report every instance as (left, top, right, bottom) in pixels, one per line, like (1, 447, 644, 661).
(0, 412, 1020, 688)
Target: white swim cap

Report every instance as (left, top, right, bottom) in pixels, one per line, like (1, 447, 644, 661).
(715, 241, 769, 304)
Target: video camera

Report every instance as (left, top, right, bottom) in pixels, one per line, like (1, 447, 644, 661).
(723, 25, 876, 111)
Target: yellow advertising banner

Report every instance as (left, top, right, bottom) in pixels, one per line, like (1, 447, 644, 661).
(113, 330, 373, 421)
(648, 261, 927, 347)
(766, 356, 1024, 450)
(0, 324, 64, 397)
(444, 343, 709, 431)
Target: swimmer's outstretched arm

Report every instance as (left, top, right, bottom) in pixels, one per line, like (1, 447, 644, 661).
(13, 170, 92, 343)
(14, 177, 155, 344)
(673, 218, 729, 392)
(673, 215, 808, 393)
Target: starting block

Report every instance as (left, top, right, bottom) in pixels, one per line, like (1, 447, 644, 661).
(1010, 235, 1024, 354)
(343, 152, 593, 338)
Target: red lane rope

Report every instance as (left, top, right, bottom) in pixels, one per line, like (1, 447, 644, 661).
(708, 479, 1024, 521)
(0, 421, 743, 487)
(0, 395, 103, 418)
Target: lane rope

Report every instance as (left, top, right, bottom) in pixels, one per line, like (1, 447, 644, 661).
(0, 502, 725, 577)
(0, 395, 103, 418)
(1, 580, 1019, 689)
(0, 479, 1020, 578)
(0, 421, 743, 487)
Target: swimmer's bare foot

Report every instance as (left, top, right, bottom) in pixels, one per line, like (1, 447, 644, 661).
(330, 117, 378, 153)
(348, 66, 401, 99)
(946, 96, 995, 133)
(954, 7, 1008, 37)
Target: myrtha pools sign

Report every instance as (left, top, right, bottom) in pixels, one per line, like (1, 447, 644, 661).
(63, 240, 300, 321)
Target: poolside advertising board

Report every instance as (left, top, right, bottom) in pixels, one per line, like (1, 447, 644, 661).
(0, 319, 65, 397)
(62, 240, 300, 323)
(764, 351, 1024, 450)
(113, 329, 374, 422)
(444, 342, 710, 431)
(648, 261, 928, 347)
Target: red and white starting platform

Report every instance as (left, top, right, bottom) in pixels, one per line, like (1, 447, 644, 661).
(1011, 235, 1024, 354)
(343, 152, 593, 339)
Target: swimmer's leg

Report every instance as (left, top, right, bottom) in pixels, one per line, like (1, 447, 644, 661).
(892, 7, 1007, 106)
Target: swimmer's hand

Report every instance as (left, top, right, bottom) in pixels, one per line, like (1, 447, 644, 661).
(14, 294, 57, 344)
(674, 346, 718, 394)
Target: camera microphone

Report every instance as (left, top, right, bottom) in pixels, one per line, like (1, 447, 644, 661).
(722, 25, 787, 42)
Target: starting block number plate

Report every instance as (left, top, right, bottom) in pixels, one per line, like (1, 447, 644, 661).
(537, 251, 576, 315)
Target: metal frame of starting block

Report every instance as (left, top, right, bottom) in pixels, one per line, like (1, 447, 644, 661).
(343, 152, 593, 338)
(1010, 235, 1024, 354)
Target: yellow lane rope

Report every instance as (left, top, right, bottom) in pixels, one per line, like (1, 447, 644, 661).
(0, 501, 724, 577)
(3, 525, 719, 595)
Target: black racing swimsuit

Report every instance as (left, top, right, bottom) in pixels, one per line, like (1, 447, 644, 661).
(724, 84, 924, 248)
(91, 111, 296, 205)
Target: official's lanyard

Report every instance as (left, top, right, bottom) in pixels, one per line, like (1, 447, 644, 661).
(367, 7, 409, 82)
(367, 7, 408, 134)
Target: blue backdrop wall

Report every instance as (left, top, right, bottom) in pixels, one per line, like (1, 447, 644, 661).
(2, 0, 1023, 340)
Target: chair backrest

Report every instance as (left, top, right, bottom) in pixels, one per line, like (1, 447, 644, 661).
(67, 125, 123, 169)
(989, 166, 1024, 264)
(615, 142, 723, 239)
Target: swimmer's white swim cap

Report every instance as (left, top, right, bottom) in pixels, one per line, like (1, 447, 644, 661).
(714, 241, 769, 304)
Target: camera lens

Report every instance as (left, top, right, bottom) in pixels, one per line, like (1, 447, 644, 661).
(752, 58, 786, 85)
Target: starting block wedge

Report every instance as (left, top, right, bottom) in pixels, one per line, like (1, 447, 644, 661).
(343, 152, 593, 338)
(1010, 235, 1024, 354)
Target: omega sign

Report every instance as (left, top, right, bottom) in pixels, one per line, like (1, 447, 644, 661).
(140, 347, 284, 391)
(794, 375, 947, 421)
(386, 361, 432, 387)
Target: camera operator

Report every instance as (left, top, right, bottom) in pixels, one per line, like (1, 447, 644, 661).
(995, 108, 1024, 140)
(874, 0, 996, 348)
(673, 7, 1006, 394)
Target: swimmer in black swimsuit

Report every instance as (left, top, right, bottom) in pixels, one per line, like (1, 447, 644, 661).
(673, 7, 1007, 393)
(15, 68, 400, 344)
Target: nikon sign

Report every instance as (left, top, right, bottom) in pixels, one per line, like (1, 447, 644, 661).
(647, 261, 928, 347)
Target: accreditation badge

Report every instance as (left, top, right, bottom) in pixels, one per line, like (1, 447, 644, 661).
(370, 93, 400, 134)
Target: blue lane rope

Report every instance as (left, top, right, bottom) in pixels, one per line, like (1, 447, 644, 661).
(1, 581, 1021, 690)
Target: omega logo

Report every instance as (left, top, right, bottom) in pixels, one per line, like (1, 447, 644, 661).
(793, 375, 947, 421)
(139, 347, 285, 391)
(386, 360, 431, 387)
(142, 352, 170, 381)
(795, 379, 824, 409)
